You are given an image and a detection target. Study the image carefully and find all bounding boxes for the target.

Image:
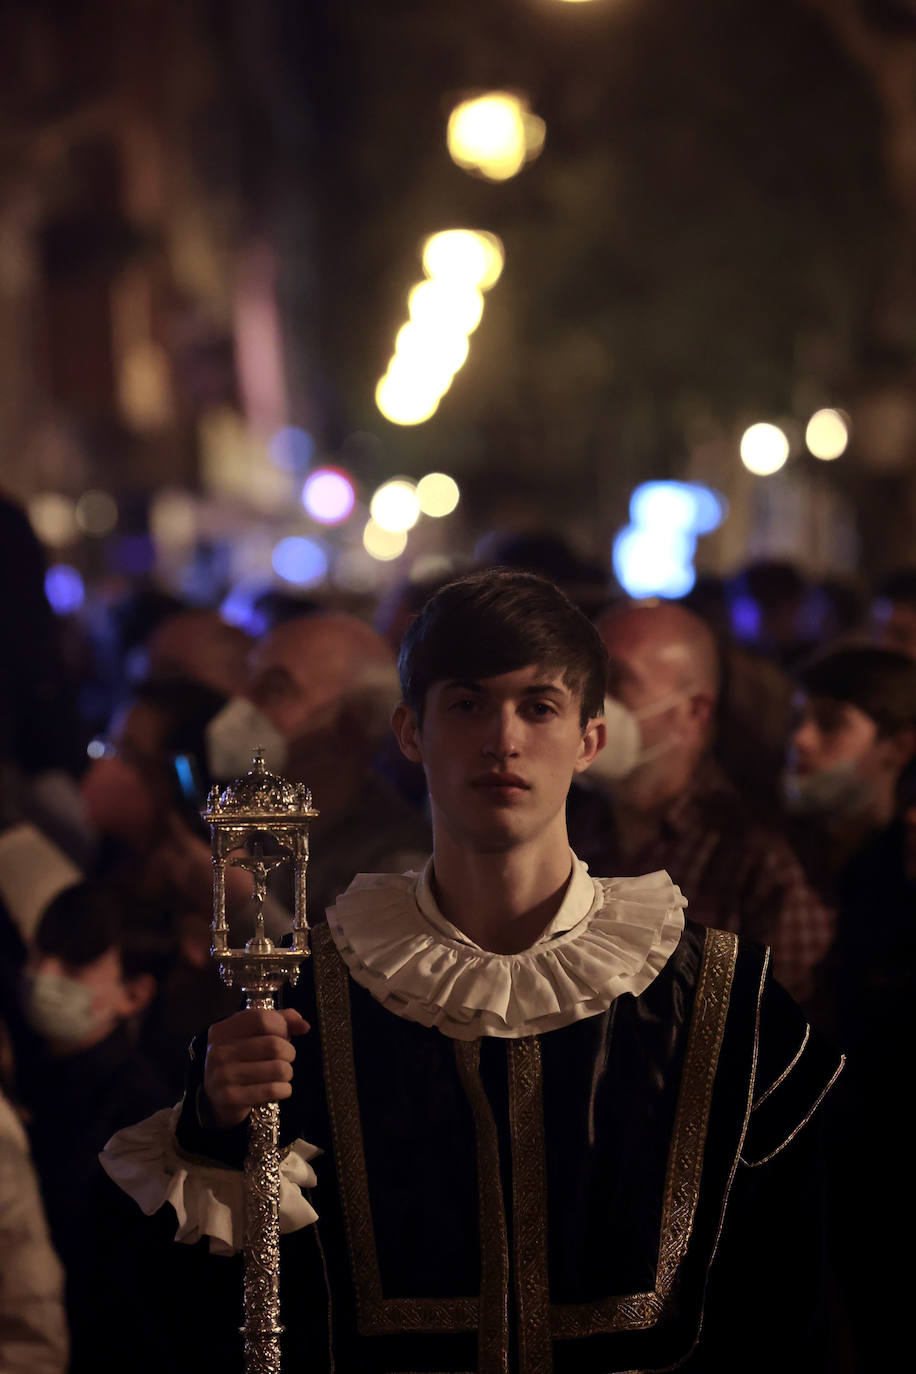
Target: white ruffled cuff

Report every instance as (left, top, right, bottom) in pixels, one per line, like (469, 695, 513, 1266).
(99, 1105, 321, 1255)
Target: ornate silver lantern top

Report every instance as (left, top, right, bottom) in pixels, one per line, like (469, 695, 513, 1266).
(202, 749, 318, 969)
(203, 749, 318, 825)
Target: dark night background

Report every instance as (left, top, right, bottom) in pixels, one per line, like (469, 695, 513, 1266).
(2, 0, 916, 602)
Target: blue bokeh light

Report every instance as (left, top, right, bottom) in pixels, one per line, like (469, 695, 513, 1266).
(45, 564, 85, 615)
(613, 527, 697, 600)
(629, 481, 727, 536)
(268, 426, 316, 472)
(271, 536, 329, 587)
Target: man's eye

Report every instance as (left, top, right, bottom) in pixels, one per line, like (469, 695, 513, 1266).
(449, 698, 479, 713)
(526, 701, 557, 719)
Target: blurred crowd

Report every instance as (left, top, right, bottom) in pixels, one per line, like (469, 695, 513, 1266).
(1, 492, 913, 1372)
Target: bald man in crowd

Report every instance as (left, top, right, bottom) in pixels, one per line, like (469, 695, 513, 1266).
(142, 611, 430, 938)
(567, 600, 833, 1000)
(233, 612, 431, 918)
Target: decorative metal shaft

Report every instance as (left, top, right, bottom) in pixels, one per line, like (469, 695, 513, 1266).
(203, 751, 318, 1374)
(243, 1014, 283, 1374)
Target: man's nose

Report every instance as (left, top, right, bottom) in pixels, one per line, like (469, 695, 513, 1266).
(790, 718, 819, 761)
(482, 707, 520, 759)
(32, 954, 65, 979)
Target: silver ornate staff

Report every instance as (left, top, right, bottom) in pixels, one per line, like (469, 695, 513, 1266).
(203, 748, 318, 1374)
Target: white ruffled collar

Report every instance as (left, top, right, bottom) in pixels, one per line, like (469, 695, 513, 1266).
(326, 856, 686, 1040)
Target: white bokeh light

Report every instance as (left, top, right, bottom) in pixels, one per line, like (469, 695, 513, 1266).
(28, 493, 78, 548)
(370, 479, 421, 533)
(375, 373, 441, 426)
(447, 93, 545, 182)
(416, 473, 460, 517)
(302, 467, 356, 524)
(363, 519, 409, 561)
(407, 280, 484, 336)
(395, 321, 470, 378)
(739, 423, 790, 476)
(422, 230, 505, 291)
(805, 409, 849, 461)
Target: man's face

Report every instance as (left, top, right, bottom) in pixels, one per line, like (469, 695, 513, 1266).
(787, 692, 880, 779)
(26, 947, 137, 1052)
(601, 619, 694, 765)
(394, 665, 604, 854)
(247, 622, 353, 742)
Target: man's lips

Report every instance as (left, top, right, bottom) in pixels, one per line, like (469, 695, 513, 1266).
(471, 772, 531, 790)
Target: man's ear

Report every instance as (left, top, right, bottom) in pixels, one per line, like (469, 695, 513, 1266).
(574, 718, 607, 774)
(121, 972, 156, 1018)
(392, 701, 424, 764)
(688, 690, 716, 733)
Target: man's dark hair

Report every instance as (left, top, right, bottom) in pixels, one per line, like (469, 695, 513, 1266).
(398, 569, 608, 726)
(35, 881, 177, 984)
(797, 646, 916, 738)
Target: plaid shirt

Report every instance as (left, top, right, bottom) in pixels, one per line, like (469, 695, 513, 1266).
(567, 757, 834, 1002)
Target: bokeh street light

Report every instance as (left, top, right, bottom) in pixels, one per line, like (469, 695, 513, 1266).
(417, 472, 460, 517)
(363, 519, 409, 561)
(805, 408, 849, 461)
(739, 423, 790, 476)
(375, 371, 441, 426)
(369, 479, 421, 533)
(447, 92, 545, 181)
(301, 467, 356, 524)
(421, 230, 505, 291)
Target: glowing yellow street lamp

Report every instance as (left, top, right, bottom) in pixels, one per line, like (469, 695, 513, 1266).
(421, 230, 505, 291)
(805, 408, 849, 461)
(417, 473, 460, 517)
(739, 423, 790, 476)
(447, 92, 545, 182)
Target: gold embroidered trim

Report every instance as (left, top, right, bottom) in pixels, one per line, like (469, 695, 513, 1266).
(507, 1037, 553, 1374)
(454, 1040, 511, 1374)
(313, 924, 477, 1334)
(551, 927, 739, 1338)
(752, 1023, 810, 1111)
(685, 941, 769, 1363)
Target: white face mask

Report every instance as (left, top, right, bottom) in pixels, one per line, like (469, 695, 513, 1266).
(781, 761, 873, 819)
(586, 690, 692, 785)
(205, 698, 287, 782)
(22, 970, 97, 1045)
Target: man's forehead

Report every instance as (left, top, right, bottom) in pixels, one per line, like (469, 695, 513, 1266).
(249, 623, 350, 683)
(434, 665, 574, 695)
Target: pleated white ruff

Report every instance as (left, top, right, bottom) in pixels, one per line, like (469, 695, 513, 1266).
(327, 857, 686, 1041)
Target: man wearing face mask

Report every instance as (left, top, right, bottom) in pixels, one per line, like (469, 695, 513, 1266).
(784, 646, 916, 884)
(207, 611, 431, 921)
(568, 600, 833, 1001)
(16, 881, 175, 1373)
(782, 645, 916, 1032)
(782, 647, 916, 1371)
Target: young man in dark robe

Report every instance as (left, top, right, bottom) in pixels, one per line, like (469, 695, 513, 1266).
(104, 570, 843, 1373)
